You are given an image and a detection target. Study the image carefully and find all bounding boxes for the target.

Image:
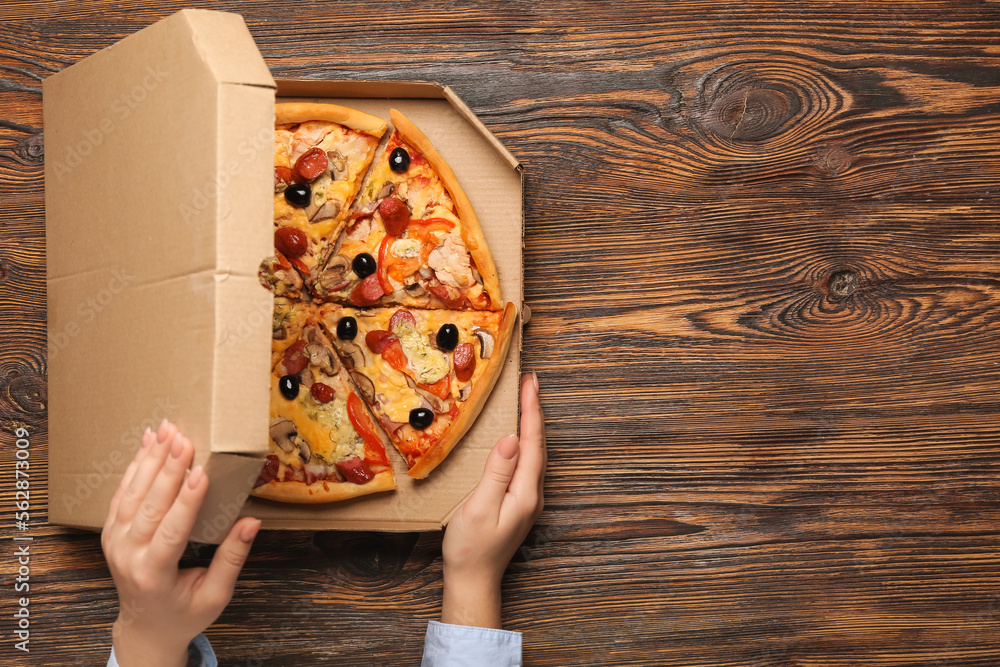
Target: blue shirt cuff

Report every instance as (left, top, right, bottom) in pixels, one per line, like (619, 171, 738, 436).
(421, 620, 522, 667)
(107, 633, 217, 667)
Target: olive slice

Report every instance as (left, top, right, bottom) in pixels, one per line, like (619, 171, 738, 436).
(389, 147, 410, 173)
(279, 374, 300, 400)
(436, 323, 459, 351)
(409, 407, 434, 430)
(337, 316, 358, 341)
(284, 183, 311, 208)
(352, 253, 377, 279)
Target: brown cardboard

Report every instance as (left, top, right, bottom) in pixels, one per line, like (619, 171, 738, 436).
(45, 10, 523, 543)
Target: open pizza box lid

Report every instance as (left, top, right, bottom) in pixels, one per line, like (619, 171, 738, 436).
(44, 9, 522, 543)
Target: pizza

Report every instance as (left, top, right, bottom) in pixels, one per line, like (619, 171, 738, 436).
(256, 103, 516, 502)
(262, 103, 387, 297)
(311, 109, 501, 310)
(253, 299, 396, 503)
(318, 303, 516, 478)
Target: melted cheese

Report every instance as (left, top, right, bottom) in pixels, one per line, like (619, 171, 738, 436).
(269, 374, 364, 467)
(395, 322, 449, 384)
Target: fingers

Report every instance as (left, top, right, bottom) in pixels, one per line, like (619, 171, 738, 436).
(507, 373, 546, 509)
(128, 434, 194, 544)
(199, 517, 260, 612)
(146, 464, 208, 570)
(469, 435, 520, 517)
(114, 423, 176, 525)
(103, 428, 155, 536)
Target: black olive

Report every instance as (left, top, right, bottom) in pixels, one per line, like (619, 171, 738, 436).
(409, 407, 434, 430)
(337, 316, 358, 340)
(352, 253, 377, 279)
(284, 183, 311, 208)
(389, 147, 410, 173)
(436, 323, 459, 351)
(279, 374, 300, 400)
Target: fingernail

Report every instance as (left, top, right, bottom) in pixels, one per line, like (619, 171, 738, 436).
(498, 434, 519, 459)
(141, 428, 153, 449)
(239, 519, 261, 543)
(157, 419, 169, 443)
(532, 371, 539, 392)
(170, 433, 184, 458)
(187, 465, 204, 489)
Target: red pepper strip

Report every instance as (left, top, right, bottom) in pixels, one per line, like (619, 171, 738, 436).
(377, 234, 396, 295)
(347, 393, 389, 466)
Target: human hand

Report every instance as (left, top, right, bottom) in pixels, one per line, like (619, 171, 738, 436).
(441, 372, 546, 629)
(101, 420, 261, 667)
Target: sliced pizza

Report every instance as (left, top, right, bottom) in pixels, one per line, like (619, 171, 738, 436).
(312, 109, 502, 311)
(319, 302, 516, 478)
(253, 301, 396, 503)
(262, 103, 388, 297)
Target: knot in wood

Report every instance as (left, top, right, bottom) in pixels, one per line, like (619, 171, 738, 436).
(707, 86, 799, 142)
(816, 143, 851, 176)
(828, 269, 859, 299)
(17, 132, 44, 163)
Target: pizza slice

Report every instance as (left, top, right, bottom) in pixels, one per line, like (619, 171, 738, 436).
(312, 109, 502, 311)
(319, 302, 517, 478)
(253, 300, 396, 503)
(260, 103, 388, 298)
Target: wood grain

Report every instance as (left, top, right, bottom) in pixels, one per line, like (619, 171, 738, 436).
(2, 1, 1000, 664)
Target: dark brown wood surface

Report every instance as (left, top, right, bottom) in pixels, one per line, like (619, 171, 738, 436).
(3, 1, 1000, 664)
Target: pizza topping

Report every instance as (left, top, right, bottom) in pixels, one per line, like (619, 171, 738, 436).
(279, 374, 300, 400)
(339, 339, 372, 369)
(376, 181, 395, 200)
(458, 385, 472, 402)
(269, 418, 298, 453)
(336, 316, 358, 340)
(365, 329, 397, 354)
(389, 147, 411, 173)
(274, 227, 307, 259)
(315, 255, 350, 293)
(306, 344, 338, 375)
(378, 197, 410, 235)
(352, 253, 377, 279)
(284, 183, 311, 208)
(258, 253, 304, 296)
(350, 371, 376, 404)
(474, 329, 495, 358)
(350, 273, 385, 306)
(308, 199, 341, 223)
(281, 340, 309, 375)
(293, 147, 328, 182)
(427, 235, 476, 289)
(436, 324, 459, 351)
(389, 309, 416, 331)
(274, 166, 293, 192)
(404, 374, 448, 413)
(335, 456, 374, 485)
(255, 454, 281, 487)
(310, 382, 334, 403)
(327, 149, 348, 180)
(453, 342, 477, 382)
(347, 392, 385, 459)
(393, 319, 449, 384)
(409, 407, 434, 430)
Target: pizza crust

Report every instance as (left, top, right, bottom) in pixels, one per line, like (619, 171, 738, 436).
(276, 102, 389, 136)
(389, 109, 503, 310)
(407, 302, 518, 478)
(251, 469, 397, 504)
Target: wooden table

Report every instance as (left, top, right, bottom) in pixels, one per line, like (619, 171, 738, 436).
(3, 2, 1000, 664)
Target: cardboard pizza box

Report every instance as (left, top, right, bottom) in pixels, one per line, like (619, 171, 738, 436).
(44, 9, 522, 543)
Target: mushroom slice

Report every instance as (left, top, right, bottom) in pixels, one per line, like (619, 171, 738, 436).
(350, 371, 376, 404)
(327, 149, 348, 180)
(339, 340, 373, 370)
(273, 326, 287, 341)
(309, 199, 341, 223)
(305, 343, 339, 375)
(404, 375, 448, 413)
(316, 255, 350, 293)
(376, 181, 394, 200)
(297, 368, 314, 389)
(269, 418, 297, 453)
(473, 329, 495, 359)
(458, 385, 472, 402)
(406, 282, 427, 298)
(296, 436, 312, 464)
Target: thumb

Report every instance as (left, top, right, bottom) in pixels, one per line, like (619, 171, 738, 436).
(470, 435, 519, 513)
(200, 517, 259, 610)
